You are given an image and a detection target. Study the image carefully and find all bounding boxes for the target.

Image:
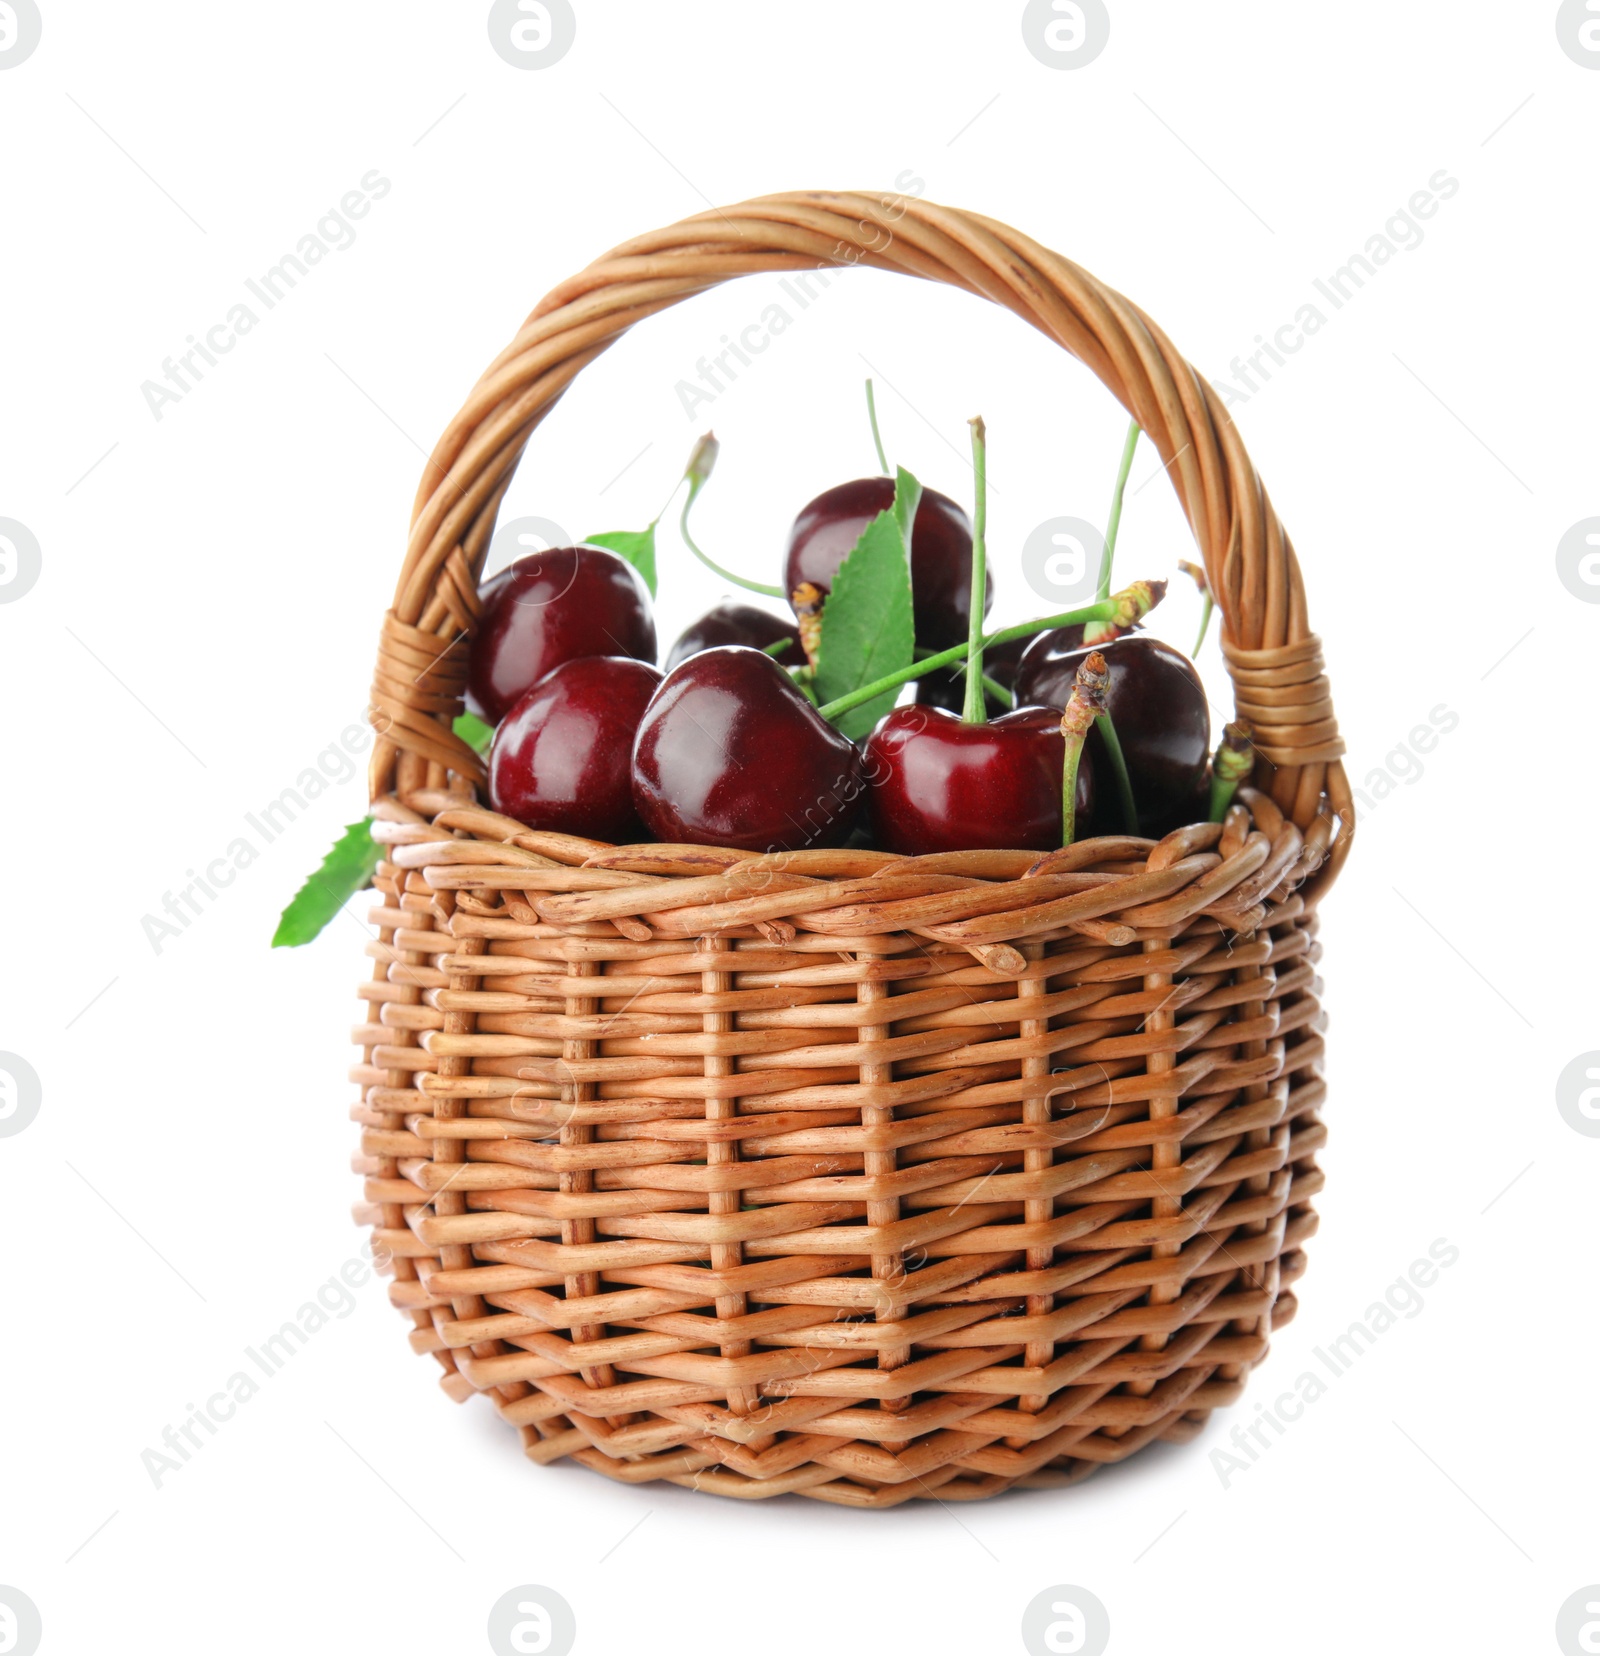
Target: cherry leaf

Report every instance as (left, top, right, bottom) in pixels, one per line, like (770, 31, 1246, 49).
(272, 819, 383, 948)
(453, 711, 494, 756)
(585, 527, 657, 596)
(813, 466, 921, 740)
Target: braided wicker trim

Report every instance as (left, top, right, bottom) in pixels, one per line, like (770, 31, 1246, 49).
(352, 788, 1326, 1503)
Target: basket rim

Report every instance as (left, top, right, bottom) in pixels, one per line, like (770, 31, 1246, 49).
(372, 780, 1328, 940)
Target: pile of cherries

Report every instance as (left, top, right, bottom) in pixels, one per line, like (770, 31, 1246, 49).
(467, 402, 1221, 856)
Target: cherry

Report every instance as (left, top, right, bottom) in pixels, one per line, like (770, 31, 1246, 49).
(632, 646, 864, 852)
(665, 602, 805, 672)
(864, 704, 1095, 855)
(488, 656, 662, 842)
(1013, 632, 1210, 832)
(467, 544, 656, 725)
(784, 478, 992, 649)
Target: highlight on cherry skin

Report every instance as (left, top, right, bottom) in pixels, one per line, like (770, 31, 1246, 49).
(488, 655, 663, 842)
(865, 703, 1096, 856)
(1016, 630, 1210, 835)
(631, 645, 865, 853)
(467, 544, 656, 725)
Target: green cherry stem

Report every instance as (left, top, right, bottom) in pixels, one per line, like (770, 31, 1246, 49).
(982, 673, 1012, 708)
(677, 432, 787, 599)
(1208, 721, 1254, 821)
(980, 671, 1012, 707)
(817, 589, 1140, 725)
(865, 379, 890, 474)
(915, 648, 1012, 705)
(1095, 709, 1140, 834)
(963, 416, 989, 724)
(817, 580, 1168, 724)
(1058, 653, 1108, 846)
(787, 664, 820, 705)
(1095, 418, 1143, 602)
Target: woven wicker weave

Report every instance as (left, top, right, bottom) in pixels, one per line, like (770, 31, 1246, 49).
(350, 191, 1350, 1505)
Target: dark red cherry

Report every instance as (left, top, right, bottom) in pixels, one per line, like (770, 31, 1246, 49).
(1013, 620, 1143, 671)
(665, 602, 805, 672)
(1014, 633, 1210, 832)
(467, 544, 656, 724)
(488, 656, 662, 842)
(631, 646, 863, 852)
(784, 478, 992, 649)
(864, 704, 1095, 855)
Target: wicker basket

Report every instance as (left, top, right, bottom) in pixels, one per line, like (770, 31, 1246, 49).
(352, 191, 1352, 1506)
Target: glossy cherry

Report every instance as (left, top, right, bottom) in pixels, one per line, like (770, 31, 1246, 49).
(488, 656, 662, 842)
(631, 646, 863, 852)
(864, 704, 1096, 855)
(784, 478, 992, 649)
(1014, 632, 1210, 832)
(665, 602, 805, 672)
(467, 544, 656, 725)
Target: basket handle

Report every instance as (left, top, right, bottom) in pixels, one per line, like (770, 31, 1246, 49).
(370, 189, 1351, 895)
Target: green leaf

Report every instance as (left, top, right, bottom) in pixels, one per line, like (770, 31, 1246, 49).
(813, 466, 921, 740)
(453, 710, 495, 756)
(585, 526, 657, 597)
(888, 462, 921, 556)
(272, 819, 383, 948)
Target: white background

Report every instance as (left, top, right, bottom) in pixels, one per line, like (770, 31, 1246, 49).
(3, 3, 1598, 1653)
